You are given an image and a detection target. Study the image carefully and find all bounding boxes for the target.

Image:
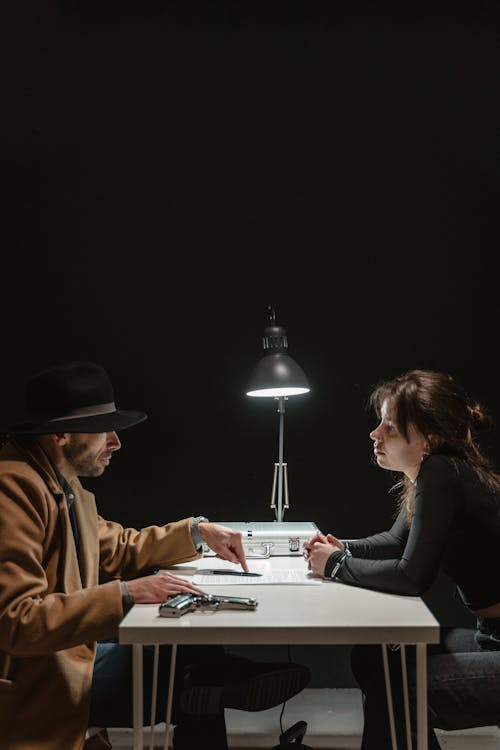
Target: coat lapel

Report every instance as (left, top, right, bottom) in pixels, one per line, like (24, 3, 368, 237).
(58, 493, 83, 593)
(72, 481, 99, 588)
(16, 442, 83, 594)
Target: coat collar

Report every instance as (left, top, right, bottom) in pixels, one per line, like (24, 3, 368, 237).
(1, 439, 63, 496)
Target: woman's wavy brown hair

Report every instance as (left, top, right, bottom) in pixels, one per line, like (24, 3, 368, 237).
(368, 369, 500, 522)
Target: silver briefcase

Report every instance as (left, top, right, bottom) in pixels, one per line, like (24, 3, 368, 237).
(205, 521, 319, 558)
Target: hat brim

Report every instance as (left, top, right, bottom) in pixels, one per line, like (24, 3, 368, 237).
(7, 410, 148, 435)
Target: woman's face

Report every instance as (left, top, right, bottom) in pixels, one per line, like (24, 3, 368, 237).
(370, 398, 429, 481)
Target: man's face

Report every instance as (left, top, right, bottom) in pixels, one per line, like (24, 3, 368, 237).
(62, 432, 121, 477)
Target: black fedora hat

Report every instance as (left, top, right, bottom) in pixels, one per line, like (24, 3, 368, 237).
(7, 361, 148, 435)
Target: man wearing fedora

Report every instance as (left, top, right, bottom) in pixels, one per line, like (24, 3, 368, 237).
(0, 361, 309, 750)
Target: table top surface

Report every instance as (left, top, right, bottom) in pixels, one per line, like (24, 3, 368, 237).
(119, 556, 440, 646)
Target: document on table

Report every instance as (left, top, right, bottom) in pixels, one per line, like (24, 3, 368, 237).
(192, 560, 321, 585)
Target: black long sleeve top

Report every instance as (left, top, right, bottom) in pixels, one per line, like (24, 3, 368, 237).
(327, 454, 500, 610)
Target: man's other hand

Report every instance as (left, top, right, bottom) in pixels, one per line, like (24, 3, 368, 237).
(126, 572, 205, 603)
(199, 522, 249, 572)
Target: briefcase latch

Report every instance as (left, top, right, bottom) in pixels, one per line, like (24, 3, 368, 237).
(246, 542, 273, 559)
(289, 537, 300, 552)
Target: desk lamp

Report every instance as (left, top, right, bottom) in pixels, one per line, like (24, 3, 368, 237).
(246, 305, 310, 522)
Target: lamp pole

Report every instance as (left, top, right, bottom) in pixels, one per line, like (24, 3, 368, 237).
(277, 396, 285, 522)
(271, 395, 289, 522)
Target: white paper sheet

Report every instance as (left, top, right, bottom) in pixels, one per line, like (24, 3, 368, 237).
(193, 561, 321, 586)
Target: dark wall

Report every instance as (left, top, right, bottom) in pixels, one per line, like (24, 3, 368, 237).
(3, 1, 499, 685)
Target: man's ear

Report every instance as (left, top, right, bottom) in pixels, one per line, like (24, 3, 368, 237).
(50, 433, 70, 447)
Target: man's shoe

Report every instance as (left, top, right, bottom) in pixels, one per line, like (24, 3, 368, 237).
(179, 656, 310, 715)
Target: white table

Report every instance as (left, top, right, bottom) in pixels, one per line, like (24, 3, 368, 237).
(119, 556, 439, 750)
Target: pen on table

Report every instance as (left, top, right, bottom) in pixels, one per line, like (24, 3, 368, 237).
(204, 569, 262, 577)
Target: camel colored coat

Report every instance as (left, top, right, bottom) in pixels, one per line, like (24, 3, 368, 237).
(0, 441, 201, 750)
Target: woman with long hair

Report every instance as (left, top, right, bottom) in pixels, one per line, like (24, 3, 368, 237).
(304, 369, 500, 748)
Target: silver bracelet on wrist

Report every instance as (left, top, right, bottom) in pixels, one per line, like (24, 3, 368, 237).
(330, 551, 348, 579)
(343, 540, 352, 557)
(191, 516, 209, 548)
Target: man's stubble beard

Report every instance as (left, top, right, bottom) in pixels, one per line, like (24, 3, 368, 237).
(63, 441, 105, 478)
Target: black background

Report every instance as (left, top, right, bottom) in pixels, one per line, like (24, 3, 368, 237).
(2, 0, 500, 685)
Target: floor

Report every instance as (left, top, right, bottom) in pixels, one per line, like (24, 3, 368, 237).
(108, 688, 500, 749)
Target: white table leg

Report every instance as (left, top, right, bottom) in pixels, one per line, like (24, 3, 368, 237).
(133, 644, 144, 750)
(163, 644, 177, 750)
(149, 645, 159, 750)
(381, 644, 398, 750)
(416, 644, 428, 750)
(400, 645, 412, 750)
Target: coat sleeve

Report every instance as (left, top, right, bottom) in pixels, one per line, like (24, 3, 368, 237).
(0, 471, 124, 657)
(97, 516, 202, 579)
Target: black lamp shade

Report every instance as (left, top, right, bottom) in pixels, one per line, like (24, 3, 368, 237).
(246, 353, 310, 397)
(247, 352, 309, 398)
(246, 310, 310, 398)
